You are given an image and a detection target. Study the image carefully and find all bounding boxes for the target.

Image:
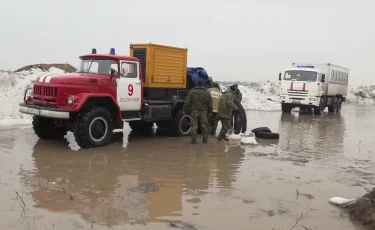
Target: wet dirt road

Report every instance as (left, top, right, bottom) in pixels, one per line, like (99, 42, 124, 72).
(0, 104, 374, 230)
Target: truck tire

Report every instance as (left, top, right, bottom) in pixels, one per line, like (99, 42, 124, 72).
(336, 97, 342, 112)
(328, 97, 337, 113)
(172, 110, 191, 136)
(281, 104, 292, 113)
(314, 97, 325, 115)
(251, 127, 271, 134)
(73, 106, 114, 148)
(255, 131, 280, 139)
(233, 98, 247, 134)
(32, 116, 67, 139)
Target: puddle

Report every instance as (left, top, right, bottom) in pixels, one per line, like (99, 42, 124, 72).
(0, 104, 374, 229)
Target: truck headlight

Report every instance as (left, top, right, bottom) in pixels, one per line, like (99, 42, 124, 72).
(280, 96, 285, 99)
(67, 95, 74, 105)
(309, 98, 316, 101)
(25, 89, 33, 100)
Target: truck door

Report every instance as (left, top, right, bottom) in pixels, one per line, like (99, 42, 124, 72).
(116, 61, 142, 111)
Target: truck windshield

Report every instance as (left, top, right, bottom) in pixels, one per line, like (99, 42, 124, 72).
(77, 59, 119, 76)
(284, 71, 317, 82)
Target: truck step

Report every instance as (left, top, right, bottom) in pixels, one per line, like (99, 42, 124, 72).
(121, 111, 141, 121)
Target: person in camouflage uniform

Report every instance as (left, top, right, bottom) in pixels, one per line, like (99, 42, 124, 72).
(230, 83, 242, 130)
(217, 85, 238, 141)
(183, 80, 213, 144)
(206, 82, 222, 135)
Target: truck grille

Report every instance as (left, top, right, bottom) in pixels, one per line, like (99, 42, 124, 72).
(133, 48, 146, 81)
(33, 85, 57, 102)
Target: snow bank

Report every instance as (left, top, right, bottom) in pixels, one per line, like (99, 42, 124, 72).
(0, 68, 65, 126)
(0, 68, 374, 125)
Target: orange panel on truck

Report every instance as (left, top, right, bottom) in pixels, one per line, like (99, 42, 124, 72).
(130, 43, 188, 89)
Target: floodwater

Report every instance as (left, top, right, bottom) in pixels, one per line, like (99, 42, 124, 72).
(0, 104, 374, 230)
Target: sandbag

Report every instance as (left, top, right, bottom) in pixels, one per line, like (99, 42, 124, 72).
(233, 98, 247, 135)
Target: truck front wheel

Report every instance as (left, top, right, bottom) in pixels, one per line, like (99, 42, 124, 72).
(281, 104, 292, 113)
(74, 106, 113, 148)
(32, 116, 67, 139)
(314, 97, 325, 115)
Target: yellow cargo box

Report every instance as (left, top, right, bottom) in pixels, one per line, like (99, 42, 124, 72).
(130, 43, 188, 89)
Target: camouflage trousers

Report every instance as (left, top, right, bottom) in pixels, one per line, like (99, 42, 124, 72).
(219, 117, 232, 134)
(190, 110, 209, 135)
(208, 112, 219, 135)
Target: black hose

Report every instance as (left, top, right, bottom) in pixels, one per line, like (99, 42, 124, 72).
(233, 98, 247, 134)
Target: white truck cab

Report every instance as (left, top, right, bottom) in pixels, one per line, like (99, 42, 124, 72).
(279, 63, 349, 114)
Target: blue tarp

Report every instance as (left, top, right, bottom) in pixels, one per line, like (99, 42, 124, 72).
(186, 67, 212, 88)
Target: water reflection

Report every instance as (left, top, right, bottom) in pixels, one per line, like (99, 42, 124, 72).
(277, 112, 345, 165)
(20, 136, 244, 227)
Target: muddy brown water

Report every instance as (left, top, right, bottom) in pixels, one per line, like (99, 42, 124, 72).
(0, 104, 374, 230)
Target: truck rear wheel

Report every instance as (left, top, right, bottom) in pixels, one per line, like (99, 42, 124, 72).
(328, 98, 337, 113)
(336, 97, 342, 112)
(32, 116, 67, 139)
(73, 106, 113, 148)
(281, 104, 292, 113)
(172, 110, 191, 136)
(314, 97, 325, 115)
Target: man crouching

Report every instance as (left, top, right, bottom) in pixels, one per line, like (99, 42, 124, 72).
(183, 80, 213, 144)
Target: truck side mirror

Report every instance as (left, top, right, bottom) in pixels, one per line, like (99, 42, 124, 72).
(321, 74, 325, 82)
(279, 73, 281, 81)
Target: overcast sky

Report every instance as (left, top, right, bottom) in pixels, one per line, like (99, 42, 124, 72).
(1, 0, 374, 84)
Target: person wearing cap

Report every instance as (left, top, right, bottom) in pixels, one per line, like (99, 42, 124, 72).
(183, 80, 213, 144)
(217, 85, 238, 141)
(206, 82, 222, 135)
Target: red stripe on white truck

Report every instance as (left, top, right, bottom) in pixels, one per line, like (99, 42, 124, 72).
(302, 83, 306, 91)
(290, 82, 294, 90)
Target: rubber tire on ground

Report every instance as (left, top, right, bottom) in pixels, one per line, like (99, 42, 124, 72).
(172, 110, 191, 136)
(32, 116, 67, 139)
(251, 127, 271, 135)
(314, 97, 325, 115)
(281, 104, 292, 113)
(74, 106, 114, 148)
(255, 131, 280, 139)
(233, 98, 247, 135)
(328, 97, 337, 113)
(129, 121, 154, 135)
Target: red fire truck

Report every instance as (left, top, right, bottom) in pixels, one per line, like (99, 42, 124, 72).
(19, 43, 196, 148)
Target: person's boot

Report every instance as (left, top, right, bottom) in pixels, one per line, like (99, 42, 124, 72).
(202, 134, 208, 144)
(190, 135, 197, 144)
(217, 130, 229, 141)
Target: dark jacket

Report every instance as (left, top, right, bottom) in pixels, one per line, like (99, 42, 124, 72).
(234, 89, 242, 102)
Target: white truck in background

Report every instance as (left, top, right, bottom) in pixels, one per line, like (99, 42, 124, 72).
(278, 63, 349, 114)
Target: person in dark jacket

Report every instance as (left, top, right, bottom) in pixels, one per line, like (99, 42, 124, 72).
(217, 85, 238, 141)
(183, 80, 213, 144)
(230, 83, 242, 129)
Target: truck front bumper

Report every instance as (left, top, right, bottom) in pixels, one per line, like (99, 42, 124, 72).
(19, 103, 70, 119)
(280, 95, 320, 107)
